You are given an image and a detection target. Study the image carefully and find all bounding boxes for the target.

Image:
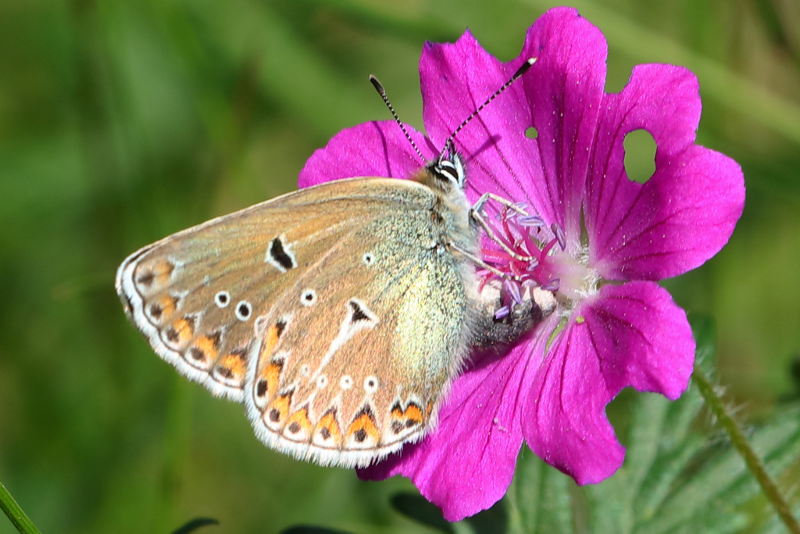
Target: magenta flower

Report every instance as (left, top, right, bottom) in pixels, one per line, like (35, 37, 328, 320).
(299, 6, 744, 522)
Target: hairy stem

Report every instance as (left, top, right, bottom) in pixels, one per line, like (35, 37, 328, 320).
(693, 365, 800, 533)
(0, 480, 41, 534)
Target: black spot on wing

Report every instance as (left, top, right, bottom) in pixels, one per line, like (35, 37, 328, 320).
(269, 237, 295, 270)
(348, 300, 371, 323)
(137, 271, 154, 287)
(275, 319, 287, 337)
(149, 303, 163, 319)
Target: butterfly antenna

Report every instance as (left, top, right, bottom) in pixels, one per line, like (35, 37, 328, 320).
(369, 75, 427, 164)
(441, 57, 537, 158)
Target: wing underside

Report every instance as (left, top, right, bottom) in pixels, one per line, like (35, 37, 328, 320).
(117, 177, 474, 466)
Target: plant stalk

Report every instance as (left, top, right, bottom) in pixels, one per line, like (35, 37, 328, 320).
(0, 480, 42, 534)
(693, 365, 800, 534)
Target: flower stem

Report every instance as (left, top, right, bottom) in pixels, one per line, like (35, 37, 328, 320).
(693, 365, 800, 533)
(0, 480, 42, 534)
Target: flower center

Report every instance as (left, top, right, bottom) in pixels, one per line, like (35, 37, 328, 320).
(477, 202, 598, 318)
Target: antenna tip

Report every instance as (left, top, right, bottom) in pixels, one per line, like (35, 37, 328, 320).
(513, 57, 538, 78)
(369, 75, 385, 94)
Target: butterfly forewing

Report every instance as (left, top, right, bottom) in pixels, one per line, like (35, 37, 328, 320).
(116, 178, 474, 460)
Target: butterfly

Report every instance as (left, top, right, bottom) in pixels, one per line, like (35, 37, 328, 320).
(115, 58, 554, 468)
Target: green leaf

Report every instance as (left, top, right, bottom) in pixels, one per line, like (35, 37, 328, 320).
(171, 517, 219, 534)
(389, 493, 452, 533)
(507, 450, 572, 534)
(280, 527, 356, 534)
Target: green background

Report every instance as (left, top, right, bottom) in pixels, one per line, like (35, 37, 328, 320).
(1, 0, 799, 532)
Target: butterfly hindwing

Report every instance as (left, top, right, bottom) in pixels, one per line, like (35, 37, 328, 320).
(242, 187, 473, 467)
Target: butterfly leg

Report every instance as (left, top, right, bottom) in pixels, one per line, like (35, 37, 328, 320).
(449, 243, 517, 280)
(469, 193, 532, 263)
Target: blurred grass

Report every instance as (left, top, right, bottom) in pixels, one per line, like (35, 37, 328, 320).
(0, 0, 798, 532)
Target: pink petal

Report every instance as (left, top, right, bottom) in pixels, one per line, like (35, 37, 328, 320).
(585, 64, 745, 280)
(419, 7, 607, 241)
(523, 281, 694, 484)
(297, 120, 433, 188)
(359, 320, 556, 522)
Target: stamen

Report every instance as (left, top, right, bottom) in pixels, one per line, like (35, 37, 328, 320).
(542, 279, 560, 292)
(494, 305, 510, 320)
(551, 223, 566, 251)
(503, 279, 522, 305)
(475, 196, 568, 307)
(519, 215, 546, 227)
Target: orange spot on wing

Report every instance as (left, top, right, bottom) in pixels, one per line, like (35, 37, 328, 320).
(347, 411, 380, 444)
(388, 402, 427, 438)
(403, 403, 424, 425)
(314, 411, 342, 446)
(217, 352, 247, 381)
(153, 259, 175, 286)
(284, 408, 313, 440)
(168, 317, 194, 347)
(192, 335, 219, 359)
(264, 393, 293, 428)
(151, 295, 178, 322)
(261, 324, 282, 358)
(257, 359, 283, 401)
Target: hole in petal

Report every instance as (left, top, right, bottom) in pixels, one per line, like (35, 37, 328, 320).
(623, 129, 656, 184)
(525, 126, 538, 139)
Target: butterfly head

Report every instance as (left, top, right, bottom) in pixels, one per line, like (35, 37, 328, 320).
(427, 151, 466, 191)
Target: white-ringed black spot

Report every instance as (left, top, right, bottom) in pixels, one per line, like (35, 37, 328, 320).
(364, 376, 379, 393)
(300, 289, 317, 307)
(235, 300, 252, 321)
(215, 291, 230, 308)
(300, 364, 310, 376)
(339, 375, 353, 390)
(362, 253, 375, 266)
(316, 374, 328, 388)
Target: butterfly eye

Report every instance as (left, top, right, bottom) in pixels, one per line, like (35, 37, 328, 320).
(430, 154, 465, 187)
(300, 289, 317, 306)
(214, 291, 230, 308)
(235, 301, 252, 321)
